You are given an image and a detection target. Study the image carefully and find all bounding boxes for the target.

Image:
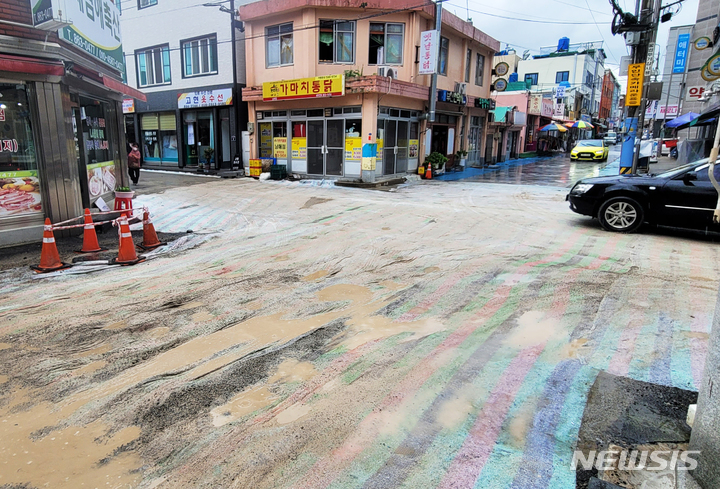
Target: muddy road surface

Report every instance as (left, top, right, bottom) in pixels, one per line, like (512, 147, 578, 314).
(0, 178, 717, 488)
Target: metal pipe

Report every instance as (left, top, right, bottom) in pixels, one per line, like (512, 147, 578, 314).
(428, 0, 443, 123)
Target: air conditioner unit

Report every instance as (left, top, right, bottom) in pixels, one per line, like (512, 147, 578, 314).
(377, 66, 397, 79)
(455, 82, 467, 95)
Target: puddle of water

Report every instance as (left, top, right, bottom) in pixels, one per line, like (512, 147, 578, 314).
(378, 280, 405, 291)
(147, 327, 170, 340)
(178, 301, 205, 311)
(276, 403, 311, 425)
(505, 311, 561, 349)
(273, 255, 290, 262)
(269, 358, 317, 384)
(436, 395, 474, 430)
(0, 375, 7, 384)
(104, 321, 127, 331)
(302, 270, 329, 282)
(210, 386, 278, 427)
(0, 388, 142, 489)
(0, 343, 11, 350)
(497, 273, 536, 286)
(424, 267, 440, 274)
(72, 360, 107, 377)
(301, 197, 332, 209)
(561, 338, 589, 359)
(191, 310, 214, 322)
(684, 331, 709, 340)
(245, 300, 263, 311)
(72, 344, 110, 358)
(507, 402, 535, 448)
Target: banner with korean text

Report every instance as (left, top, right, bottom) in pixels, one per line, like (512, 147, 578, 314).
(262, 75, 344, 101)
(626, 63, 645, 107)
(419, 30, 438, 75)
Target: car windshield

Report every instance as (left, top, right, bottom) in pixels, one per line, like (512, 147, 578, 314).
(577, 140, 602, 147)
(655, 159, 710, 179)
(606, 132, 616, 138)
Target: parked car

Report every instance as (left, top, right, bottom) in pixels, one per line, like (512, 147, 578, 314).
(570, 140, 609, 162)
(567, 159, 720, 233)
(603, 132, 617, 145)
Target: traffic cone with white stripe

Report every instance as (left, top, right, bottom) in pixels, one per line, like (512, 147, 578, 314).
(78, 209, 106, 253)
(137, 209, 165, 251)
(109, 216, 145, 266)
(31, 218, 72, 273)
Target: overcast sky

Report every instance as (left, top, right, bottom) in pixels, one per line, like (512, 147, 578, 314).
(444, 0, 699, 87)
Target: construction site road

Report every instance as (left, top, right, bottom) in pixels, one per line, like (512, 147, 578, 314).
(0, 175, 717, 489)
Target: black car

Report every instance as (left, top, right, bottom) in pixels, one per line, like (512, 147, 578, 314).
(567, 159, 720, 233)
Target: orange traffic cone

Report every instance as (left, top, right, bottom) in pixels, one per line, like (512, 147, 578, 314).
(77, 209, 106, 253)
(109, 216, 145, 266)
(137, 210, 165, 251)
(425, 165, 433, 180)
(31, 218, 72, 273)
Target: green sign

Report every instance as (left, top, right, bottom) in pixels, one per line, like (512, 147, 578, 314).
(0, 170, 38, 179)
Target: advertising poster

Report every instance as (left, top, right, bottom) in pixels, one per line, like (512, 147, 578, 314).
(345, 138, 362, 160)
(259, 123, 273, 158)
(292, 138, 306, 159)
(274, 137, 288, 159)
(0, 170, 42, 217)
(409, 140, 419, 158)
(377, 139, 384, 161)
(86, 161, 116, 201)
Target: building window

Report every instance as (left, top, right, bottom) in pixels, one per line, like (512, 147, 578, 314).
(319, 20, 355, 63)
(369, 23, 404, 65)
(465, 49, 472, 83)
(136, 45, 171, 87)
(475, 53, 485, 86)
(138, 0, 157, 9)
(585, 70, 593, 88)
(266, 23, 293, 67)
(438, 36, 449, 75)
(525, 73, 538, 86)
(181, 35, 218, 78)
(555, 71, 569, 83)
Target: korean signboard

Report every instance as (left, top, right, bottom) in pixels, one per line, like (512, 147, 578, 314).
(419, 30, 438, 75)
(674, 33, 691, 73)
(262, 75, 344, 101)
(553, 103, 565, 118)
(541, 99, 554, 118)
(687, 86, 706, 101)
(626, 63, 645, 107)
(645, 102, 679, 119)
(122, 99, 135, 114)
(31, 0, 124, 72)
(178, 89, 233, 109)
(529, 95, 542, 115)
(554, 86, 566, 99)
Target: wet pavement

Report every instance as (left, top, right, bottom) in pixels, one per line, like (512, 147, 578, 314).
(437, 147, 622, 187)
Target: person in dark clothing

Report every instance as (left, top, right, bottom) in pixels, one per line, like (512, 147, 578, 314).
(128, 143, 141, 185)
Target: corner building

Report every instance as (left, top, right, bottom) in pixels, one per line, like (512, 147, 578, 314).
(240, 0, 499, 178)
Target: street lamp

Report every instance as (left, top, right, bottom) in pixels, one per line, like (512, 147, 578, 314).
(203, 1, 242, 167)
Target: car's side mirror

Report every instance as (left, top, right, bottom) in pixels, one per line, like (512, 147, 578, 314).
(683, 172, 697, 182)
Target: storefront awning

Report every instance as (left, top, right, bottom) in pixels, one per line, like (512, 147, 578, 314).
(101, 75, 147, 102)
(490, 106, 512, 123)
(0, 54, 64, 77)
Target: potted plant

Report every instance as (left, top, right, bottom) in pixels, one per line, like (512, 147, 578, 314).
(203, 147, 215, 173)
(455, 150, 468, 169)
(425, 152, 448, 176)
(114, 185, 134, 199)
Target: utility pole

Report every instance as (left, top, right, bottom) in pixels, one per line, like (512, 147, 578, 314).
(428, 0, 443, 123)
(631, 0, 662, 173)
(230, 0, 241, 164)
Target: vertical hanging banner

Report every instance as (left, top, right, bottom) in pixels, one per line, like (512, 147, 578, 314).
(626, 63, 645, 107)
(674, 33, 691, 73)
(419, 30, 438, 75)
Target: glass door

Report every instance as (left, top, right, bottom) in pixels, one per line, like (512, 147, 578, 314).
(383, 119, 397, 175)
(307, 120, 324, 175)
(326, 119, 344, 176)
(396, 120, 408, 173)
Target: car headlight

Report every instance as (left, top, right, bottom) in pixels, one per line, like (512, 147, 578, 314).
(595, 150, 604, 154)
(571, 183, 594, 194)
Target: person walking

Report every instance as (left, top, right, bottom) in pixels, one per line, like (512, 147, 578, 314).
(128, 143, 141, 185)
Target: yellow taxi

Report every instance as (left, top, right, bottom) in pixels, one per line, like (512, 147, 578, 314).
(570, 139, 609, 162)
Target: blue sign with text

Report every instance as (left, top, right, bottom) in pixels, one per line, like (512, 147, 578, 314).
(673, 33, 690, 74)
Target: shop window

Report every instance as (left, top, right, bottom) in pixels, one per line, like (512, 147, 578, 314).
(266, 23, 293, 67)
(136, 44, 171, 87)
(465, 49, 472, 83)
(182, 34, 218, 78)
(0, 84, 42, 218)
(525, 73, 538, 86)
(556, 71, 569, 83)
(369, 23, 404, 65)
(400, 110, 410, 118)
(475, 53, 485, 86)
(141, 113, 178, 163)
(80, 98, 116, 202)
(272, 111, 287, 117)
(291, 110, 306, 116)
(439, 37, 449, 75)
(307, 109, 323, 117)
(344, 107, 361, 114)
(319, 20, 355, 64)
(138, 0, 157, 9)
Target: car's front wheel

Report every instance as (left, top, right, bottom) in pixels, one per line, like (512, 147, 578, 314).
(598, 196, 644, 233)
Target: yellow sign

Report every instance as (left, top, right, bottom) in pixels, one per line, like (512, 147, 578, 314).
(263, 74, 345, 101)
(409, 139, 419, 158)
(274, 137, 287, 159)
(361, 157, 376, 171)
(292, 138, 306, 159)
(259, 122, 272, 157)
(377, 139, 384, 161)
(626, 63, 645, 107)
(345, 137, 362, 160)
